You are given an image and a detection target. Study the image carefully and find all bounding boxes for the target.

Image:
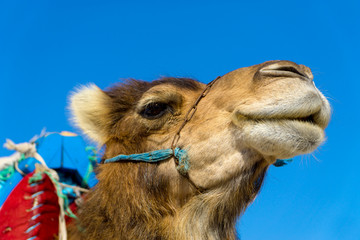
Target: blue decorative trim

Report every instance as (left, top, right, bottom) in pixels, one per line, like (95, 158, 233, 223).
(29, 182, 42, 187)
(31, 191, 44, 198)
(28, 203, 44, 211)
(31, 213, 41, 220)
(25, 222, 40, 234)
(27, 236, 37, 240)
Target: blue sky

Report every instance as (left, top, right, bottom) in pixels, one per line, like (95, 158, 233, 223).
(0, 1, 359, 239)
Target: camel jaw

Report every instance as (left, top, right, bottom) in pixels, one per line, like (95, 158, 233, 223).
(231, 110, 327, 160)
(243, 119, 325, 159)
(231, 96, 330, 160)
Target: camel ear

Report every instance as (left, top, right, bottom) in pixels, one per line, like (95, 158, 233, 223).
(69, 84, 111, 144)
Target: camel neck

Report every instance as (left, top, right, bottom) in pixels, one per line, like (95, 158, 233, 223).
(69, 159, 267, 240)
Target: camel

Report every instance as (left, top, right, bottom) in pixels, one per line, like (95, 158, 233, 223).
(69, 60, 331, 240)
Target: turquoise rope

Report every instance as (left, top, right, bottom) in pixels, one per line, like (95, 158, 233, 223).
(0, 165, 15, 181)
(104, 147, 190, 176)
(0, 153, 25, 181)
(105, 148, 174, 163)
(82, 146, 98, 187)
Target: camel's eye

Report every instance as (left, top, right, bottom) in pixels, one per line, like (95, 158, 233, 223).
(140, 102, 170, 119)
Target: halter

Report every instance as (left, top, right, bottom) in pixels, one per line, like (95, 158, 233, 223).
(104, 76, 291, 190)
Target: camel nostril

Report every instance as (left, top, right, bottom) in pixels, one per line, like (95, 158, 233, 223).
(273, 66, 306, 77)
(259, 62, 310, 79)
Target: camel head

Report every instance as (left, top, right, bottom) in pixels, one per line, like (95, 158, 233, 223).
(69, 60, 330, 239)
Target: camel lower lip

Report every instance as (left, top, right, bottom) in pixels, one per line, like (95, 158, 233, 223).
(242, 119, 325, 159)
(270, 118, 316, 125)
(261, 118, 323, 129)
(261, 118, 321, 129)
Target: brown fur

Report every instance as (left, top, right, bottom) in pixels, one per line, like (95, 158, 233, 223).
(69, 158, 267, 240)
(69, 61, 331, 239)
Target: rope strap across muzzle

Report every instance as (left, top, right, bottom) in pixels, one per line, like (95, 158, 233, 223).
(104, 147, 190, 176)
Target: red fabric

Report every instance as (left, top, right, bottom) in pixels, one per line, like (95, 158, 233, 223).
(65, 201, 78, 225)
(0, 172, 60, 240)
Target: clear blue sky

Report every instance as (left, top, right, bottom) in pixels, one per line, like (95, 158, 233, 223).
(0, 1, 359, 239)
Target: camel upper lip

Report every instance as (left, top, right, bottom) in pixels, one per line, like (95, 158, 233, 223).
(249, 114, 315, 124)
(277, 115, 316, 124)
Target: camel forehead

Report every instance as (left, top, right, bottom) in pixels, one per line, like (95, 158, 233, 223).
(107, 78, 202, 102)
(137, 86, 181, 108)
(150, 77, 203, 91)
(139, 84, 201, 103)
(145, 84, 197, 95)
(108, 62, 273, 104)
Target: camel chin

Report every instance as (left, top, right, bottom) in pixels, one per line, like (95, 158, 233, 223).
(242, 119, 325, 160)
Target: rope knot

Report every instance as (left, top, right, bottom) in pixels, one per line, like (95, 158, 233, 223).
(173, 147, 190, 176)
(0, 139, 48, 173)
(4, 139, 36, 156)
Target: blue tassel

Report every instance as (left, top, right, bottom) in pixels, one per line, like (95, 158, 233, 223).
(273, 159, 293, 167)
(174, 148, 190, 176)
